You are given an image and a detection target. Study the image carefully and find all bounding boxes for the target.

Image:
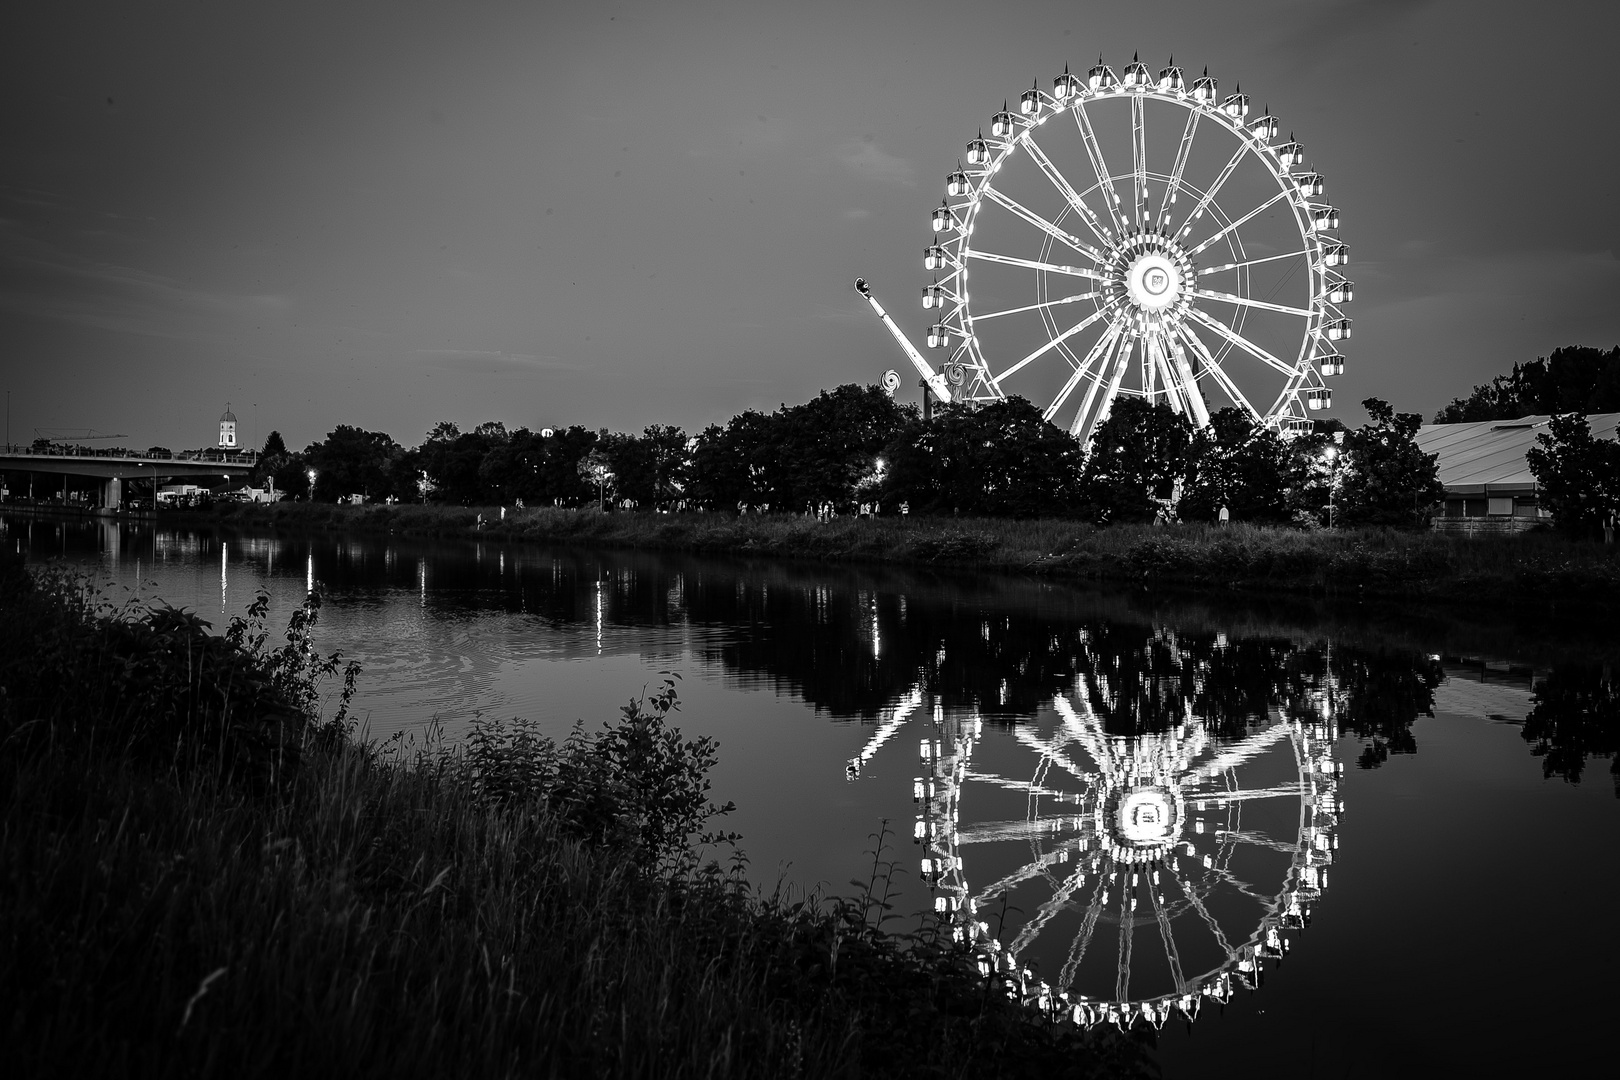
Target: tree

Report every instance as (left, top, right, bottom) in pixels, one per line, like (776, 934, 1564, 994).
(419, 421, 508, 505)
(538, 426, 600, 507)
(303, 426, 407, 503)
(773, 384, 908, 512)
(1177, 408, 1294, 524)
(597, 428, 690, 510)
(253, 430, 290, 490)
(597, 431, 646, 508)
(1524, 412, 1620, 537)
(688, 411, 776, 512)
(1435, 345, 1620, 422)
(880, 397, 1087, 517)
(578, 449, 613, 510)
(1079, 399, 1193, 524)
(1335, 399, 1443, 528)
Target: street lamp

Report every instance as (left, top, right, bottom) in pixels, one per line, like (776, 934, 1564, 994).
(1323, 446, 1339, 528)
(307, 467, 317, 502)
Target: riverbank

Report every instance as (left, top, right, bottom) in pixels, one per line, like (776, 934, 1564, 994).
(0, 555, 1146, 1079)
(207, 501, 1620, 616)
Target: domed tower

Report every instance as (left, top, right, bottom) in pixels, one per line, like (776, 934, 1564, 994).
(218, 403, 238, 449)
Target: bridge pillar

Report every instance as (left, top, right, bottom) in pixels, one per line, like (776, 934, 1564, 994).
(101, 476, 123, 509)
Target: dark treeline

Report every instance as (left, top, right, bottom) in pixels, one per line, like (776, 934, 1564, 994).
(1435, 345, 1620, 422)
(258, 385, 1443, 528)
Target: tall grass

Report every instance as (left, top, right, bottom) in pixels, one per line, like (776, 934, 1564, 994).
(0, 553, 1150, 1079)
(213, 501, 1620, 613)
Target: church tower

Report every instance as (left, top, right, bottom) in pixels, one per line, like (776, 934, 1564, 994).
(218, 403, 237, 449)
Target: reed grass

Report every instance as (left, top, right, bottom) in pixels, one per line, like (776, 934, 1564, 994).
(214, 501, 1620, 613)
(0, 553, 1150, 1079)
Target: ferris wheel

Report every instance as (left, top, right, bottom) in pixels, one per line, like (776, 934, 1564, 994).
(856, 56, 1351, 441)
(848, 666, 1344, 1029)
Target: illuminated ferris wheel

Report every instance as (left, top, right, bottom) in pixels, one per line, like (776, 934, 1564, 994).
(856, 56, 1351, 441)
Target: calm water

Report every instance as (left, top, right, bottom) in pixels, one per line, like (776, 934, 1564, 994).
(8, 512, 1618, 1077)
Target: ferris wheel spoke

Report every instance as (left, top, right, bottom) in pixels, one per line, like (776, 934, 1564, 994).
(965, 248, 1104, 282)
(1149, 880, 1188, 994)
(1116, 887, 1135, 1002)
(979, 185, 1102, 263)
(1198, 248, 1314, 276)
(965, 769, 1071, 799)
(1187, 188, 1293, 258)
(1214, 828, 1299, 853)
(1186, 307, 1297, 377)
(975, 844, 1073, 904)
(970, 292, 1102, 323)
(1131, 94, 1148, 229)
(1171, 864, 1235, 959)
(956, 815, 1088, 845)
(1008, 862, 1092, 958)
(1011, 724, 1095, 785)
(1186, 782, 1310, 805)
(994, 306, 1112, 385)
(1191, 725, 1293, 777)
(1072, 101, 1129, 234)
(1157, 108, 1201, 225)
(1174, 142, 1250, 240)
(1060, 874, 1110, 990)
(1194, 289, 1315, 318)
(1176, 324, 1262, 421)
(1018, 132, 1114, 245)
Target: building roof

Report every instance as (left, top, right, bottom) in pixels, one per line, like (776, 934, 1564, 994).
(1415, 413, 1620, 496)
(220, 403, 236, 422)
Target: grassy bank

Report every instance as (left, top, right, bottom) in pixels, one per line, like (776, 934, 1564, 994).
(0, 554, 1148, 1079)
(211, 501, 1620, 615)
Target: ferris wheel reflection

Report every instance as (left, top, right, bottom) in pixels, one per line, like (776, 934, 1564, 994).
(848, 650, 1345, 1031)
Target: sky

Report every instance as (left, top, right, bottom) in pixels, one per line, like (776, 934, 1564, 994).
(3, 0, 1619, 452)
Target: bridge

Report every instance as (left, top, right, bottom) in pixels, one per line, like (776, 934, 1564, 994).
(0, 445, 258, 510)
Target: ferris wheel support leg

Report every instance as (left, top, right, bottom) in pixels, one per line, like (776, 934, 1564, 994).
(1046, 322, 1119, 429)
(1170, 337, 1211, 428)
(1150, 337, 1190, 419)
(853, 279, 954, 404)
(1076, 336, 1134, 443)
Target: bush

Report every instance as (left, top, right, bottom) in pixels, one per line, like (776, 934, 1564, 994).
(0, 553, 357, 785)
(466, 675, 737, 870)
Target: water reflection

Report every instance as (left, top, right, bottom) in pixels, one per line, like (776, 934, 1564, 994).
(848, 635, 1344, 1029)
(1520, 663, 1620, 793)
(10, 512, 1620, 1047)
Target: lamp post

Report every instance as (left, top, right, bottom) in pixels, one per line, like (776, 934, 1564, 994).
(307, 467, 317, 503)
(1323, 446, 1339, 528)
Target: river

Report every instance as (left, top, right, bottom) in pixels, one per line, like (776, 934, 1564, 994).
(7, 511, 1617, 1077)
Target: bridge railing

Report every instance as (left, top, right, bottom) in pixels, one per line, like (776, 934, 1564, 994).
(0, 444, 259, 465)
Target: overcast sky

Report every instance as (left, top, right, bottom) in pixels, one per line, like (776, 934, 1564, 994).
(3, 0, 1618, 451)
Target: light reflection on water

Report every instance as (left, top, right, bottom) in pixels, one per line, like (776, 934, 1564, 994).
(6, 513, 1619, 1072)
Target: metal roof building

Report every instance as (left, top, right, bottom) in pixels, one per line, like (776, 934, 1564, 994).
(1414, 413, 1620, 528)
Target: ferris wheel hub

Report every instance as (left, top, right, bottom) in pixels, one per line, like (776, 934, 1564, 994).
(1110, 230, 1195, 320)
(1103, 781, 1185, 858)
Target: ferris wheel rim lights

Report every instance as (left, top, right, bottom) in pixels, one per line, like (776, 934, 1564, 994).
(920, 56, 1352, 440)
